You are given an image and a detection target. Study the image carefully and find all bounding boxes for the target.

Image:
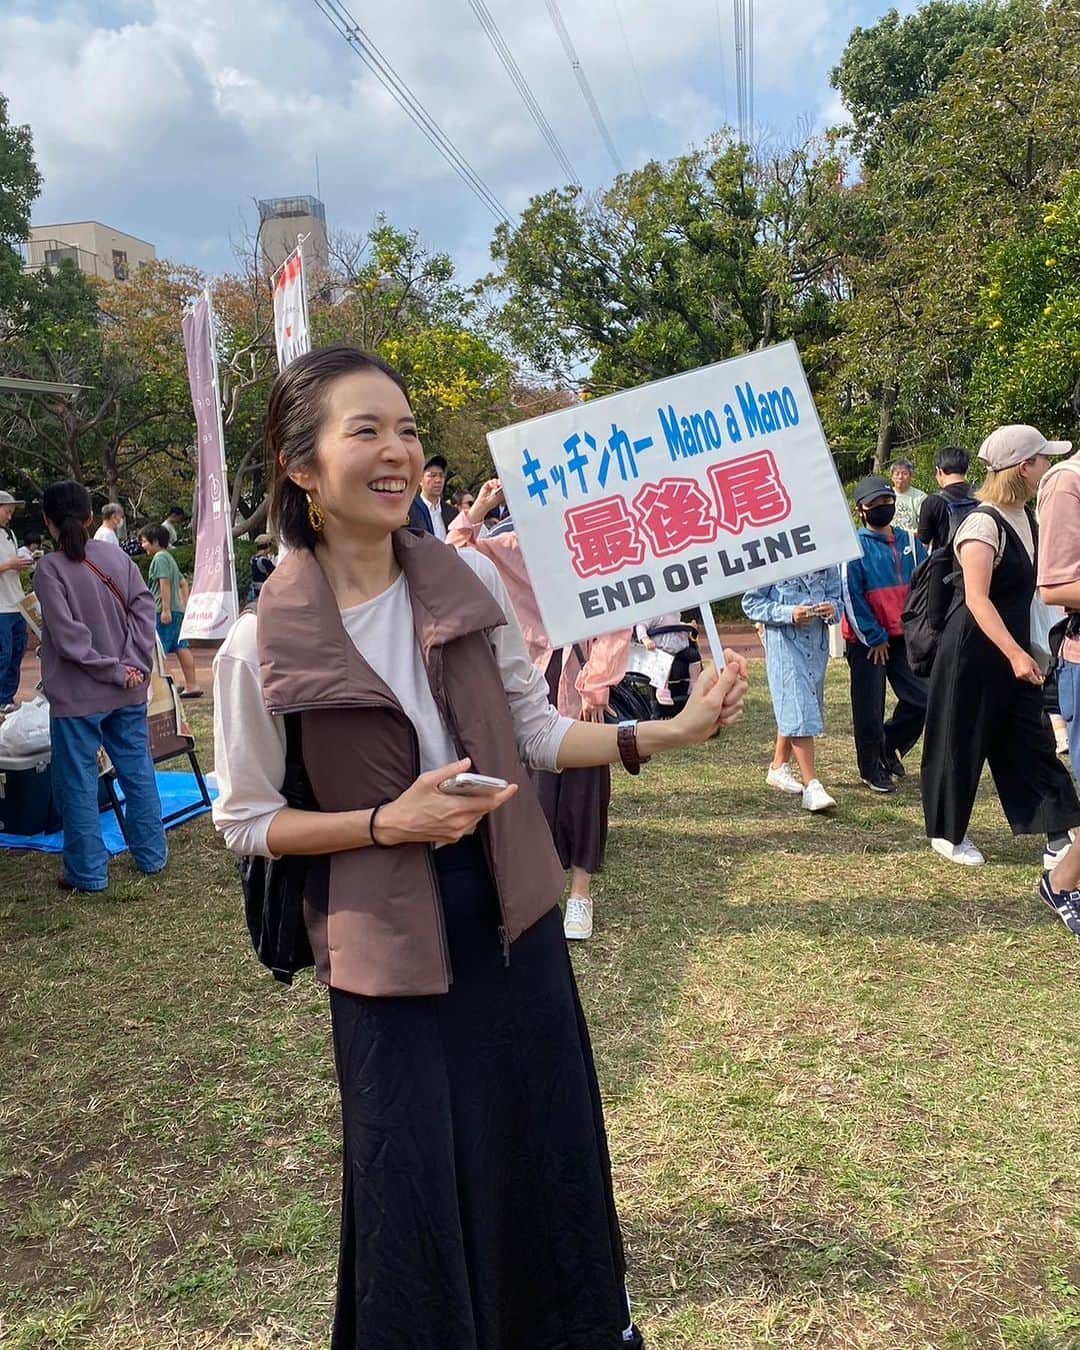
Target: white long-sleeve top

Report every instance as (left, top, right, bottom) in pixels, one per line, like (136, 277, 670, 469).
(212, 549, 573, 857)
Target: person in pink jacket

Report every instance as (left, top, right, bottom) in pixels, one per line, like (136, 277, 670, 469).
(448, 478, 631, 940)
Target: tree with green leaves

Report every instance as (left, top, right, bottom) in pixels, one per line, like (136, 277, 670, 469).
(968, 170, 1080, 432)
(831, 0, 1080, 468)
(489, 135, 857, 400)
(830, 0, 1021, 165)
(0, 93, 41, 313)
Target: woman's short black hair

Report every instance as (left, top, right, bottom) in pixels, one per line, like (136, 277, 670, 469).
(140, 524, 171, 548)
(267, 345, 411, 551)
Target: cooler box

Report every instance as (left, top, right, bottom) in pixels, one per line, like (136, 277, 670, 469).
(0, 752, 62, 836)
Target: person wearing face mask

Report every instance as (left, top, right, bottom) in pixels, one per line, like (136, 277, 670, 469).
(921, 426, 1080, 868)
(211, 345, 750, 1350)
(840, 475, 928, 794)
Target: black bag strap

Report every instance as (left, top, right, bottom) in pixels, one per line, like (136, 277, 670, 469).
(281, 711, 314, 809)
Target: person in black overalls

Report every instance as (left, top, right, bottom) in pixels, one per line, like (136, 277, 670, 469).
(922, 425, 1080, 867)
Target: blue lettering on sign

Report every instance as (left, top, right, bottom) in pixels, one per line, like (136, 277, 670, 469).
(599, 422, 653, 487)
(518, 379, 799, 508)
(521, 447, 549, 505)
(657, 403, 725, 461)
(736, 381, 801, 438)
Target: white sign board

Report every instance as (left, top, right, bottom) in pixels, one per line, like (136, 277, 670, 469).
(487, 341, 860, 648)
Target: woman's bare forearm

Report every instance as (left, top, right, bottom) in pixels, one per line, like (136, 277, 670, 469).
(555, 718, 681, 769)
(266, 805, 375, 856)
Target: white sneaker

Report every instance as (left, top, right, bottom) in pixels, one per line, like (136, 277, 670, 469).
(766, 762, 803, 795)
(563, 896, 593, 940)
(931, 836, 985, 866)
(802, 780, 836, 813)
(1044, 832, 1076, 871)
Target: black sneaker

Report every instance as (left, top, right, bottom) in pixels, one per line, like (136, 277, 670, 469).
(885, 752, 906, 779)
(860, 772, 897, 794)
(1039, 871, 1080, 935)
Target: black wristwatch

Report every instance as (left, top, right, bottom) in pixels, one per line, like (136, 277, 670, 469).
(617, 720, 650, 775)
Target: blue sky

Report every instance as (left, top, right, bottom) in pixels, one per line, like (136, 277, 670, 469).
(2, 0, 913, 285)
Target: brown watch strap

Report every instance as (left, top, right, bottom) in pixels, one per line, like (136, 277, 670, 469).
(617, 720, 645, 775)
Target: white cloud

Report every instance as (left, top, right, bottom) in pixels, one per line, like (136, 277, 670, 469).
(1, 0, 887, 280)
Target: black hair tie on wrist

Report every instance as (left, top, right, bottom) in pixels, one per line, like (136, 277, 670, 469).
(369, 800, 393, 848)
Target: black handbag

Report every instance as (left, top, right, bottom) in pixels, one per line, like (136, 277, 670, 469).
(239, 712, 316, 985)
(571, 643, 658, 724)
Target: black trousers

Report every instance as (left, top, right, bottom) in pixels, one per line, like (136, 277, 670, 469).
(845, 637, 928, 780)
(922, 631, 1080, 845)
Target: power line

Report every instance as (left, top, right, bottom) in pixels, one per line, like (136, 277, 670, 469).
(748, 0, 754, 142)
(467, 0, 580, 186)
(732, 0, 753, 145)
(714, 0, 731, 130)
(544, 0, 623, 174)
(308, 0, 511, 224)
(611, 0, 659, 142)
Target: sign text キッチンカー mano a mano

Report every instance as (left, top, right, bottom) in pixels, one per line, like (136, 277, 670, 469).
(487, 341, 860, 647)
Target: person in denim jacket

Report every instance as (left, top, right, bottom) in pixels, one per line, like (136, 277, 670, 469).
(742, 566, 843, 813)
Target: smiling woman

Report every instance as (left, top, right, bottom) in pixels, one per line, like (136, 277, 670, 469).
(211, 343, 747, 1350)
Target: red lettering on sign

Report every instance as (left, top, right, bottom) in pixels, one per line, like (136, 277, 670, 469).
(707, 450, 792, 535)
(563, 496, 645, 578)
(632, 478, 718, 556)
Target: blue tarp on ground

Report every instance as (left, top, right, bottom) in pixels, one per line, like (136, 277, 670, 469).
(0, 771, 216, 856)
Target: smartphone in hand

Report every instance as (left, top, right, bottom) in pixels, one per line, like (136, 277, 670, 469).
(439, 772, 510, 797)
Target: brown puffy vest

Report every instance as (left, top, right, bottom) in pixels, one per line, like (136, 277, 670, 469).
(256, 530, 566, 996)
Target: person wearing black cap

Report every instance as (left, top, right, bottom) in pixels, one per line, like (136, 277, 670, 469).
(408, 454, 456, 539)
(840, 474, 928, 793)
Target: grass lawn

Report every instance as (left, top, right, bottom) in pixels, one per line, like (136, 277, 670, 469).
(3, 665, 1080, 1349)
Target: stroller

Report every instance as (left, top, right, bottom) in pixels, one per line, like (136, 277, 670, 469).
(643, 621, 700, 716)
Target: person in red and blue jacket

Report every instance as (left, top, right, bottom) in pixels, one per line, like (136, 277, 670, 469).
(841, 474, 929, 793)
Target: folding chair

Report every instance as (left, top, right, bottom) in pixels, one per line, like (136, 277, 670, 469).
(101, 667, 211, 840)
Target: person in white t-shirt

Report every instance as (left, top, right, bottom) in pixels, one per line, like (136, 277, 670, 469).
(0, 490, 34, 711)
(94, 503, 124, 546)
(890, 458, 928, 536)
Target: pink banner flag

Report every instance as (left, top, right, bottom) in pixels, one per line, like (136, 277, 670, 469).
(180, 292, 238, 641)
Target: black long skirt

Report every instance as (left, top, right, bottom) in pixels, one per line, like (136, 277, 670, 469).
(534, 650, 611, 875)
(329, 836, 641, 1350)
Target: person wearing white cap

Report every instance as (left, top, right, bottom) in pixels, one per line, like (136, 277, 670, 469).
(921, 424, 1080, 869)
(0, 490, 34, 713)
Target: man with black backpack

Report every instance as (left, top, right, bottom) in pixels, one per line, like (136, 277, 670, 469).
(917, 446, 979, 551)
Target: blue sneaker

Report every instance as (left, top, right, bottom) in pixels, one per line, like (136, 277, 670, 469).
(1039, 871, 1080, 936)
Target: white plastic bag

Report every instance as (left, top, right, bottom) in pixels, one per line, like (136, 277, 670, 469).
(1030, 594, 1065, 672)
(625, 645, 675, 689)
(0, 695, 51, 757)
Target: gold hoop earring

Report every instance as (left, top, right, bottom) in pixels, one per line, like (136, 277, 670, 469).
(307, 495, 326, 535)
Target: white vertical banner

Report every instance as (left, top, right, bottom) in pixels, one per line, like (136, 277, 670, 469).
(273, 242, 311, 372)
(179, 290, 239, 641)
